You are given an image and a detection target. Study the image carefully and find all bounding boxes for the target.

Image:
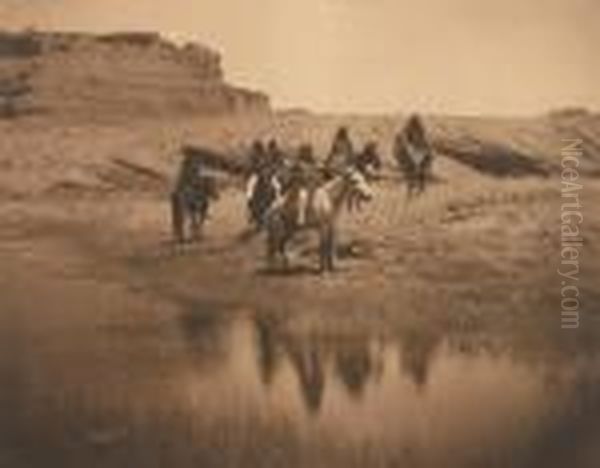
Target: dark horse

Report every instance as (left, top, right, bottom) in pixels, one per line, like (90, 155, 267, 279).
(393, 114, 434, 197)
(347, 141, 381, 212)
(246, 166, 283, 228)
(354, 141, 382, 176)
(171, 151, 219, 244)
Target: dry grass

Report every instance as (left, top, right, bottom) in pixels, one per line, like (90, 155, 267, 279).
(1, 113, 599, 468)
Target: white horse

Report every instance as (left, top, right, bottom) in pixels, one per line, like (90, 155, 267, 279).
(265, 168, 374, 273)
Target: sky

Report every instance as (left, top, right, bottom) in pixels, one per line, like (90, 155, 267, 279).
(1, 0, 598, 115)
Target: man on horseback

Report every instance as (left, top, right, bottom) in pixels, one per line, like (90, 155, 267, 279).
(266, 138, 285, 173)
(286, 144, 318, 227)
(248, 139, 267, 174)
(246, 139, 284, 228)
(394, 114, 434, 196)
(325, 126, 355, 175)
(171, 152, 218, 243)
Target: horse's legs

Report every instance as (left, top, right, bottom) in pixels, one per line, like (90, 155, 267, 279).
(319, 229, 327, 272)
(327, 226, 336, 271)
(266, 214, 287, 271)
(406, 179, 414, 201)
(417, 170, 426, 194)
(355, 197, 364, 213)
(192, 201, 209, 242)
(347, 193, 362, 213)
(249, 197, 261, 227)
(279, 236, 290, 271)
(267, 229, 278, 268)
(319, 225, 335, 273)
(171, 193, 185, 244)
(189, 209, 201, 242)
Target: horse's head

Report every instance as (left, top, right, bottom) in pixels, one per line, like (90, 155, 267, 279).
(345, 168, 374, 202)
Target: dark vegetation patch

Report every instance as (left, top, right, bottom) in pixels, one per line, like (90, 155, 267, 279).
(0, 32, 43, 58)
(182, 144, 247, 176)
(434, 137, 551, 177)
(95, 158, 169, 192)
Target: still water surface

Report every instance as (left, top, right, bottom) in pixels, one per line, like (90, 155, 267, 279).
(2, 307, 598, 468)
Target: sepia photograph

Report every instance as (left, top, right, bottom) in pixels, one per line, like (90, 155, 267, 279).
(0, 1, 599, 467)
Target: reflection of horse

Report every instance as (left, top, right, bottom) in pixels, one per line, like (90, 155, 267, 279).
(253, 318, 326, 413)
(288, 345, 326, 414)
(170, 153, 219, 243)
(394, 115, 434, 198)
(253, 318, 391, 414)
(254, 317, 281, 386)
(399, 329, 440, 390)
(334, 344, 373, 398)
(265, 168, 374, 272)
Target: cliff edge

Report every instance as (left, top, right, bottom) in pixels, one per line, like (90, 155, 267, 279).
(0, 30, 270, 119)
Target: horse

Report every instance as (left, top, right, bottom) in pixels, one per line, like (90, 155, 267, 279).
(264, 167, 374, 273)
(245, 166, 283, 228)
(347, 142, 382, 212)
(393, 115, 434, 198)
(171, 153, 219, 244)
(354, 141, 382, 177)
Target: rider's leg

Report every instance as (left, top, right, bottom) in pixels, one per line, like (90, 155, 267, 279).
(298, 188, 308, 226)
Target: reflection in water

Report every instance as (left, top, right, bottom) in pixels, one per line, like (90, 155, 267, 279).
(288, 345, 326, 414)
(252, 318, 441, 411)
(398, 328, 441, 391)
(255, 317, 326, 413)
(179, 307, 230, 361)
(178, 316, 235, 381)
(334, 343, 374, 398)
(254, 317, 280, 386)
(5, 307, 598, 468)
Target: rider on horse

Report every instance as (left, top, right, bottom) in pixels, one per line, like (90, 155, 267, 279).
(248, 139, 268, 174)
(246, 139, 286, 228)
(286, 144, 319, 227)
(325, 126, 355, 176)
(175, 153, 206, 212)
(171, 152, 218, 243)
(394, 114, 434, 195)
(266, 138, 285, 173)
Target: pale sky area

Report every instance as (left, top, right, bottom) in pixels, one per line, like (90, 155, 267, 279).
(1, 0, 598, 115)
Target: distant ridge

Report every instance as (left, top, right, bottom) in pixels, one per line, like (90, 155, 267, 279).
(0, 30, 270, 119)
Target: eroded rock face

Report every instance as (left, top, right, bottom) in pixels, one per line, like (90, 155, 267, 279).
(0, 31, 270, 119)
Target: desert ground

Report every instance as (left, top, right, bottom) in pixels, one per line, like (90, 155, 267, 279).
(1, 110, 600, 468)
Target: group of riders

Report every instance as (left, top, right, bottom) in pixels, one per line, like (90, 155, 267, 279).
(171, 114, 433, 248)
(245, 126, 383, 229)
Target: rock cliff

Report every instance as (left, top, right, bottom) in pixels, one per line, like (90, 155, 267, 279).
(0, 30, 270, 119)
